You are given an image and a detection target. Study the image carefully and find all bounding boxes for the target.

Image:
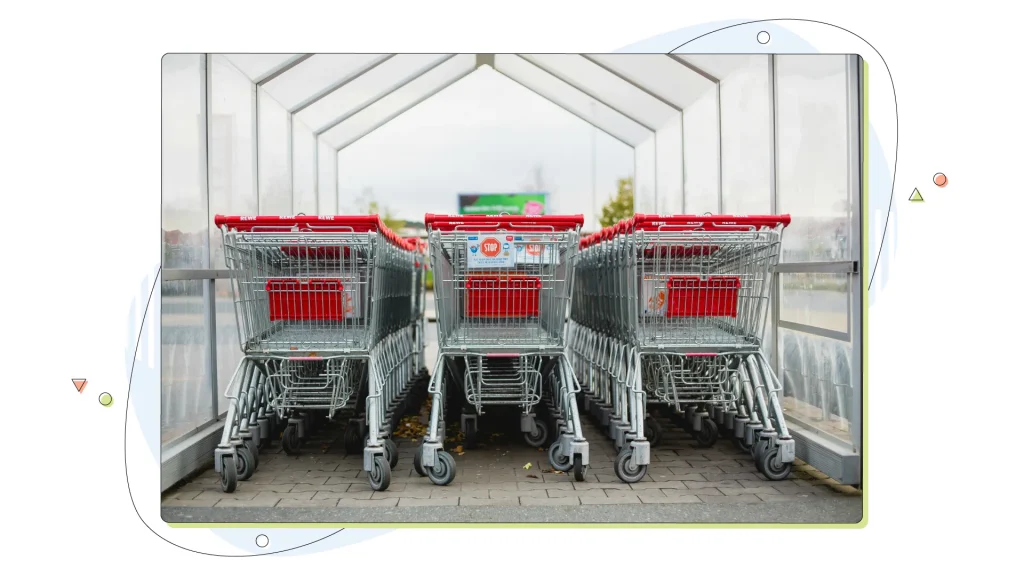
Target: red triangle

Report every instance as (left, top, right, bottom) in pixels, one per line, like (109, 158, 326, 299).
(72, 378, 88, 393)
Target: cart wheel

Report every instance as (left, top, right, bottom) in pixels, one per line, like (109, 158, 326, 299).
(368, 454, 391, 492)
(614, 449, 647, 484)
(758, 446, 792, 481)
(220, 454, 238, 493)
(412, 446, 427, 477)
(523, 419, 549, 448)
(236, 445, 255, 481)
(282, 425, 301, 455)
(465, 419, 478, 449)
(548, 442, 572, 472)
(695, 418, 718, 448)
(645, 416, 663, 447)
(426, 451, 456, 486)
(343, 423, 363, 455)
(733, 435, 748, 453)
(244, 438, 260, 468)
(572, 454, 587, 482)
(384, 438, 399, 470)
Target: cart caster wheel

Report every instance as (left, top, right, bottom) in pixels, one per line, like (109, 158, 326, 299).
(548, 442, 572, 472)
(694, 418, 718, 448)
(465, 419, 478, 449)
(220, 454, 238, 493)
(573, 454, 588, 482)
(413, 447, 427, 477)
(427, 451, 456, 486)
(343, 423, 363, 455)
(645, 416, 663, 447)
(758, 446, 792, 481)
(614, 449, 647, 484)
(384, 438, 399, 470)
(523, 419, 549, 448)
(282, 426, 301, 455)
(236, 445, 255, 481)
(733, 436, 748, 453)
(368, 454, 391, 491)
(244, 438, 259, 468)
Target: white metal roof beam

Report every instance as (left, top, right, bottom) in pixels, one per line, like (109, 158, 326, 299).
(314, 54, 458, 137)
(669, 54, 720, 84)
(519, 54, 659, 131)
(333, 67, 477, 152)
(579, 54, 683, 112)
(291, 54, 397, 114)
(255, 54, 315, 86)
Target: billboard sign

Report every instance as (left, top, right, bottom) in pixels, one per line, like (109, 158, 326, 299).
(457, 192, 548, 216)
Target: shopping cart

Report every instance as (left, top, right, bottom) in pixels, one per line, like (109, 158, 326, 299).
(210, 214, 422, 492)
(415, 214, 591, 484)
(570, 214, 796, 483)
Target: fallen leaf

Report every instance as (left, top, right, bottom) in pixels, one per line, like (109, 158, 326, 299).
(526, 474, 538, 479)
(454, 445, 464, 454)
(523, 462, 532, 470)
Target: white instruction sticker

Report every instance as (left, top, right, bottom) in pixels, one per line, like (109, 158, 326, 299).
(466, 235, 516, 269)
(515, 236, 559, 265)
(641, 275, 667, 316)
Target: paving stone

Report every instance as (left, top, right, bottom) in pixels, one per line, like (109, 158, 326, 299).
(371, 488, 432, 499)
(579, 492, 641, 505)
(335, 498, 399, 508)
(253, 484, 297, 493)
(696, 494, 762, 504)
(323, 471, 361, 482)
(661, 488, 725, 497)
(164, 498, 216, 507)
(758, 493, 826, 503)
(398, 497, 459, 507)
(193, 490, 254, 501)
(489, 489, 547, 499)
(277, 498, 339, 508)
(637, 494, 702, 504)
(294, 483, 350, 494)
(459, 497, 518, 506)
(215, 496, 282, 507)
(682, 480, 742, 489)
(718, 486, 782, 496)
(257, 490, 311, 500)
(520, 496, 580, 506)
(315, 490, 370, 500)
(164, 491, 202, 501)
(633, 481, 687, 490)
(437, 488, 489, 499)
(570, 482, 631, 491)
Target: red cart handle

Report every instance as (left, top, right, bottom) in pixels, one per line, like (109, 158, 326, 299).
(628, 214, 791, 232)
(213, 215, 412, 251)
(425, 213, 584, 232)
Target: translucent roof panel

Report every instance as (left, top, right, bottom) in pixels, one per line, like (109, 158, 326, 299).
(261, 54, 390, 112)
(584, 54, 714, 110)
(223, 54, 302, 82)
(520, 54, 678, 130)
(297, 54, 453, 135)
(493, 54, 650, 147)
(322, 53, 477, 150)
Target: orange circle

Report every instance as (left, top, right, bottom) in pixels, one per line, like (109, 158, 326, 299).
(933, 173, 947, 187)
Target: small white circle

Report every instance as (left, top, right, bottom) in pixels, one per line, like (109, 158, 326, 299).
(757, 31, 770, 44)
(255, 534, 269, 548)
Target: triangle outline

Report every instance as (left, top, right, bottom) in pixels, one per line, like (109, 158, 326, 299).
(71, 378, 88, 393)
(909, 188, 924, 202)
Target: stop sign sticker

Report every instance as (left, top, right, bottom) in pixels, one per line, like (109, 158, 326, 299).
(467, 235, 515, 268)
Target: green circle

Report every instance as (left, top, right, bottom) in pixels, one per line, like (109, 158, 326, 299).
(99, 392, 114, 407)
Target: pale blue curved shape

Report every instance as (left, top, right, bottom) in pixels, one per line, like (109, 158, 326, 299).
(127, 267, 160, 460)
(133, 19, 895, 556)
(867, 127, 896, 303)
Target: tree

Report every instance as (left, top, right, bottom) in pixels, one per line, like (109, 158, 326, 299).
(599, 176, 634, 228)
(358, 187, 405, 231)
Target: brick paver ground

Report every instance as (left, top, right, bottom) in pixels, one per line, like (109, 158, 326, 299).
(162, 404, 861, 518)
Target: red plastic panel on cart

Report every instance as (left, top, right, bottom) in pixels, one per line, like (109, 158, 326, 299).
(266, 278, 351, 322)
(464, 275, 541, 318)
(666, 276, 741, 318)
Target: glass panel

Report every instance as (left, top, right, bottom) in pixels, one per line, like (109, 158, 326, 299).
(720, 55, 772, 214)
(215, 279, 242, 414)
(296, 54, 452, 134)
(494, 54, 650, 147)
(676, 54, 748, 82)
(634, 137, 656, 214)
(776, 55, 852, 262)
(258, 89, 292, 215)
(682, 86, 720, 214)
(222, 54, 300, 82)
(335, 65, 634, 232)
(262, 54, 388, 111)
(162, 279, 212, 443)
(781, 273, 849, 333)
(292, 118, 317, 214)
(208, 55, 257, 270)
(780, 327, 853, 444)
(655, 114, 683, 214)
(162, 54, 208, 269)
(585, 54, 713, 109)
(321, 54, 477, 150)
(523, 54, 677, 129)
(317, 141, 338, 215)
